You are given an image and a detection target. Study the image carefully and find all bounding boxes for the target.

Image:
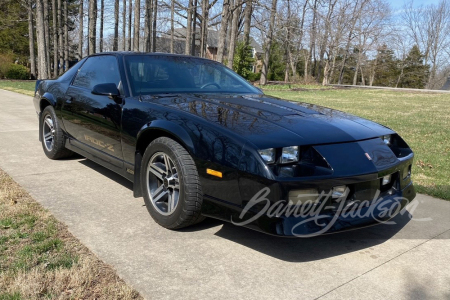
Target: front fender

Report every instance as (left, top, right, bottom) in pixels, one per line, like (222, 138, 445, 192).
(136, 120, 196, 155)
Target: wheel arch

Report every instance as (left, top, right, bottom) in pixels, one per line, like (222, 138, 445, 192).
(132, 120, 197, 198)
(38, 94, 57, 142)
(40, 93, 56, 111)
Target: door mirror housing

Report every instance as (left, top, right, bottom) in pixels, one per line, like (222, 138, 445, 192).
(92, 83, 120, 97)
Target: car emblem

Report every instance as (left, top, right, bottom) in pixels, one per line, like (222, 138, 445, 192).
(365, 153, 372, 160)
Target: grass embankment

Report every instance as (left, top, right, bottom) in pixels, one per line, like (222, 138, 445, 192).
(0, 80, 35, 96)
(0, 170, 142, 299)
(0, 80, 448, 199)
(265, 88, 450, 200)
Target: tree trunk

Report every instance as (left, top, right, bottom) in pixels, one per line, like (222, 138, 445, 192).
(338, 1, 362, 85)
(53, 0, 58, 75)
(88, 0, 97, 55)
(284, 0, 291, 82)
(227, 0, 241, 69)
(122, 0, 126, 50)
(151, 0, 157, 52)
(144, 0, 152, 52)
(28, 0, 37, 79)
(170, 0, 174, 53)
(78, 0, 83, 59)
(260, 0, 277, 85)
(58, 0, 63, 71)
(225, 12, 232, 58)
(243, 0, 252, 46)
(64, 0, 69, 68)
(185, 0, 193, 55)
(308, 0, 317, 80)
(200, 0, 208, 57)
(43, 0, 51, 76)
(113, 0, 119, 51)
(352, 52, 362, 85)
(36, 0, 49, 79)
(133, 0, 140, 51)
(191, 0, 197, 56)
(216, 0, 229, 63)
(99, 0, 104, 52)
(360, 66, 365, 86)
(128, 0, 132, 50)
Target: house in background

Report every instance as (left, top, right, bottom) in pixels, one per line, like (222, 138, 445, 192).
(156, 29, 263, 72)
(441, 76, 450, 90)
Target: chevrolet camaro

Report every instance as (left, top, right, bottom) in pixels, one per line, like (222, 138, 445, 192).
(33, 53, 416, 236)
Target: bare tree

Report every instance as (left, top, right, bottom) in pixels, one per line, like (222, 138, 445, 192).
(191, 0, 198, 55)
(88, 0, 97, 54)
(99, 0, 104, 52)
(58, 0, 63, 69)
(185, 0, 193, 55)
(43, 0, 51, 76)
(78, 0, 83, 59)
(144, 0, 152, 52)
(128, 0, 132, 50)
(338, 0, 368, 84)
(199, 0, 208, 57)
(133, 0, 140, 51)
(216, 0, 230, 63)
(122, 0, 126, 50)
(64, 0, 69, 68)
(113, 0, 119, 51)
(36, 0, 49, 79)
(260, 0, 277, 85)
(27, 0, 37, 79)
(243, 0, 252, 46)
(152, 0, 157, 52)
(227, 0, 242, 69)
(170, 0, 175, 53)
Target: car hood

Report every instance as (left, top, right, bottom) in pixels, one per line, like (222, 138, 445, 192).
(140, 93, 394, 149)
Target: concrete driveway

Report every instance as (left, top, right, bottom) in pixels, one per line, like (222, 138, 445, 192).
(1, 89, 449, 300)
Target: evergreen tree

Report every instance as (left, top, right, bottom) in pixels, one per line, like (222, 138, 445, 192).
(373, 45, 400, 87)
(398, 45, 430, 89)
(233, 42, 255, 79)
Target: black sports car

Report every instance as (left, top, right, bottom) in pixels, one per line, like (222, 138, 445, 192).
(33, 53, 416, 237)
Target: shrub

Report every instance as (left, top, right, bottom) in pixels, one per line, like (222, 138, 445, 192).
(5, 64, 29, 80)
(246, 72, 261, 82)
(0, 53, 14, 78)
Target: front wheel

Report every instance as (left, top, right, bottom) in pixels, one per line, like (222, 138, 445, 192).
(141, 137, 204, 229)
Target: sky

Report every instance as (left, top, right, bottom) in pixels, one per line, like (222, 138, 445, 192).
(389, 0, 443, 9)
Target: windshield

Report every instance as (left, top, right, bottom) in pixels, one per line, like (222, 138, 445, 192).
(124, 55, 261, 95)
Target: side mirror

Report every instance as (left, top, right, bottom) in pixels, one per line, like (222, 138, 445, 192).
(92, 83, 120, 97)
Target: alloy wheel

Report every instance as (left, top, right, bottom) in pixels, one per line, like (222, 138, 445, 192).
(146, 152, 181, 216)
(42, 114, 55, 151)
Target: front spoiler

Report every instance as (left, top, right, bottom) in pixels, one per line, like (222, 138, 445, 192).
(202, 181, 416, 237)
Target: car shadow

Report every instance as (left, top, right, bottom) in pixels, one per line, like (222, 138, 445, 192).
(77, 157, 411, 262)
(182, 212, 411, 263)
(77, 159, 134, 191)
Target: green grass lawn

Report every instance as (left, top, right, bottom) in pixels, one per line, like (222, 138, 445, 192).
(265, 88, 450, 200)
(0, 81, 449, 200)
(0, 80, 36, 96)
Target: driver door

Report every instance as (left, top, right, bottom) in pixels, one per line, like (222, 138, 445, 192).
(61, 55, 123, 167)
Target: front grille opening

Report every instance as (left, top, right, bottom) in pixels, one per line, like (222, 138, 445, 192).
(380, 172, 398, 193)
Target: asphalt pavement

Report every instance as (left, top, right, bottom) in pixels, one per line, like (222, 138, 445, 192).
(1, 89, 449, 300)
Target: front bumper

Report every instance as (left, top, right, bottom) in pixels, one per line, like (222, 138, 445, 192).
(202, 154, 415, 237)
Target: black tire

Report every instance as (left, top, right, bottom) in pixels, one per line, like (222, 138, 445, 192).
(41, 106, 73, 160)
(141, 137, 204, 229)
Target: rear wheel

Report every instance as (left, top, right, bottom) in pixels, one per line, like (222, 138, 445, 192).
(41, 106, 73, 159)
(141, 137, 204, 229)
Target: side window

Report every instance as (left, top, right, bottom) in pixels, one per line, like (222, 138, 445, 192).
(72, 56, 121, 91)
